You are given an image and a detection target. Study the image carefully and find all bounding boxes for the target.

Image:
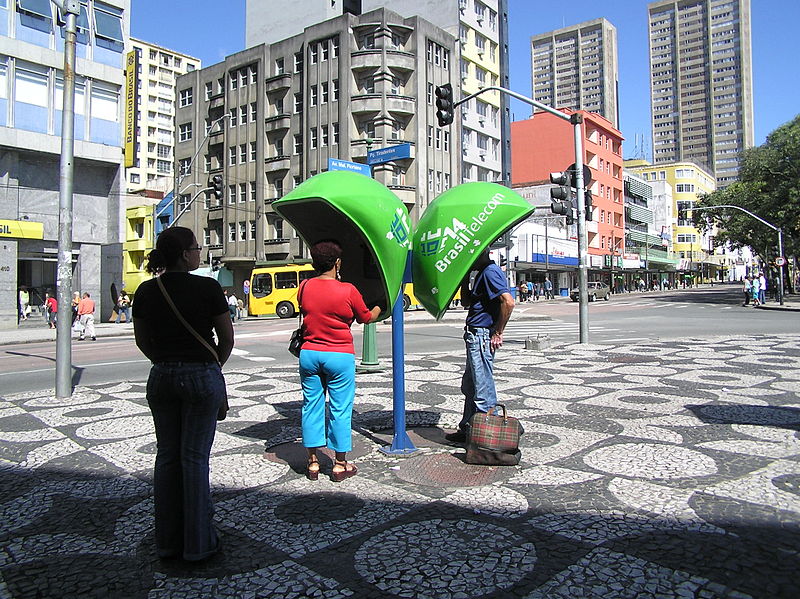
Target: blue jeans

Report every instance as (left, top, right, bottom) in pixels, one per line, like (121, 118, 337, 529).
(459, 327, 498, 431)
(116, 306, 131, 323)
(299, 349, 356, 452)
(147, 361, 225, 561)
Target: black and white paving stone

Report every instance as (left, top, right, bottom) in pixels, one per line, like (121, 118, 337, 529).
(1, 335, 799, 598)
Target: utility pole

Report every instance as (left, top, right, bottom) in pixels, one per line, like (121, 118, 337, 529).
(53, 0, 80, 399)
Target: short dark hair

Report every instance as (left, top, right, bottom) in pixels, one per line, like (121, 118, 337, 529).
(146, 227, 195, 274)
(310, 240, 342, 273)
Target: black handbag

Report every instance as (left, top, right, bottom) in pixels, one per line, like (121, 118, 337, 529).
(288, 281, 306, 358)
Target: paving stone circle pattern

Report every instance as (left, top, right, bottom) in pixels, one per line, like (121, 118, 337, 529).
(1, 334, 799, 598)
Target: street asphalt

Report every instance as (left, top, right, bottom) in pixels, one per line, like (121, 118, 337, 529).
(1, 329, 799, 598)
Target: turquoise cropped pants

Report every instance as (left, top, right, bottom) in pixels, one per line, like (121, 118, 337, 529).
(299, 349, 356, 452)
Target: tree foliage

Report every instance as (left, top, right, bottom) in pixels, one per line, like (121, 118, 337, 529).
(695, 114, 800, 261)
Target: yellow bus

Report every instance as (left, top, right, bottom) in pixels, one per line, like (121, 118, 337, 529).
(249, 263, 315, 318)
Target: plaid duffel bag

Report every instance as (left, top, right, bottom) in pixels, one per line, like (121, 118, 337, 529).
(465, 404, 521, 465)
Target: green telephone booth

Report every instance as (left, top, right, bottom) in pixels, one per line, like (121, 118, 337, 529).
(272, 171, 411, 320)
(412, 182, 534, 320)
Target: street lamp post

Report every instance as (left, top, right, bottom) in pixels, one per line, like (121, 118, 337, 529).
(53, 0, 80, 399)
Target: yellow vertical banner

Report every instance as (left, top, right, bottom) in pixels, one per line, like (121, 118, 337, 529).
(124, 51, 138, 168)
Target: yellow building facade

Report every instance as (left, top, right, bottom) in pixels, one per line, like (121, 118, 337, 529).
(122, 204, 156, 294)
(625, 159, 719, 279)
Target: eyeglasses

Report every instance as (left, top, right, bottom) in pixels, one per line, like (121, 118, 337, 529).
(185, 246, 202, 252)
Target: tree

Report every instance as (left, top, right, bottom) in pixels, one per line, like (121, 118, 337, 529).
(695, 115, 800, 271)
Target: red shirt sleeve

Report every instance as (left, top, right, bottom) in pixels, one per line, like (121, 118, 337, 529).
(349, 283, 373, 324)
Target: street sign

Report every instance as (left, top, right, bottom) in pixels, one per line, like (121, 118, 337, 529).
(367, 143, 412, 165)
(327, 158, 371, 178)
(567, 163, 592, 188)
(243, 279, 250, 296)
(775, 256, 786, 267)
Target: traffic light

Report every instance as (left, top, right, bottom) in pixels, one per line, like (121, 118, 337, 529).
(550, 171, 571, 221)
(211, 257, 221, 271)
(550, 195, 574, 225)
(435, 84, 454, 127)
(584, 190, 593, 221)
(210, 175, 223, 200)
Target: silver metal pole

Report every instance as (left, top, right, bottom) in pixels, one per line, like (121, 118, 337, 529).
(571, 114, 589, 344)
(54, 0, 80, 399)
(778, 228, 785, 305)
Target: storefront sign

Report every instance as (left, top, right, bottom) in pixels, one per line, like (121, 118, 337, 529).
(0, 220, 44, 239)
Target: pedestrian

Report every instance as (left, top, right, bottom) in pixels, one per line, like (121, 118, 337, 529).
(77, 292, 96, 341)
(71, 291, 80, 324)
(116, 290, 132, 323)
(227, 290, 238, 322)
(237, 298, 244, 320)
(758, 272, 767, 305)
(44, 290, 57, 329)
(526, 280, 533, 302)
(297, 240, 381, 481)
(742, 276, 751, 306)
(18, 285, 30, 321)
(445, 250, 515, 444)
(133, 226, 234, 562)
(533, 281, 540, 301)
(543, 276, 553, 300)
(751, 274, 761, 307)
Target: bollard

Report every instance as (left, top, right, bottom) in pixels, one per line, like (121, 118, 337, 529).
(525, 334, 551, 350)
(357, 321, 382, 373)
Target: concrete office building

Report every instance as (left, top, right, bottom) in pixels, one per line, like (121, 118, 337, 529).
(246, 0, 510, 189)
(530, 18, 619, 128)
(174, 8, 457, 290)
(1, 0, 129, 329)
(124, 38, 199, 194)
(648, 0, 753, 188)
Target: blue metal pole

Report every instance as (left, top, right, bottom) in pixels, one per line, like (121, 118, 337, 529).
(380, 252, 417, 455)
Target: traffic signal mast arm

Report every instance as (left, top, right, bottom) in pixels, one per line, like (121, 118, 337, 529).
(691, 204, 785, 305)
(438, 84, 591, 343)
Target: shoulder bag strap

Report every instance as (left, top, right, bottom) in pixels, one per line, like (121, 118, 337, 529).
(297, 279, 307, 327)
(156, 275, 220, 365)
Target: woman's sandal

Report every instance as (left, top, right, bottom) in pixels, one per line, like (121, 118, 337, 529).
(306, 459, 320, 481)
(331, 460, 357, 483)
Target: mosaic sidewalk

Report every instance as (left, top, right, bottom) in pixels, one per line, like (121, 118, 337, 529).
(1, 335, 799, 598)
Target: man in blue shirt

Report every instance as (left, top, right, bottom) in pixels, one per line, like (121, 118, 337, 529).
(446, 251, 515, 443)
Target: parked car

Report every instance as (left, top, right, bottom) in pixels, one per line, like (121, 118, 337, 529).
(570, 281, 611, 302)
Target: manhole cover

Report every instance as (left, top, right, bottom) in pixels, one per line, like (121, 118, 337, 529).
(608, 354, 660, 363)
(395, 452, 513, 488)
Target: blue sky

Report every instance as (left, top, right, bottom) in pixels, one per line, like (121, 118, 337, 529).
(132, 0, 800, 158)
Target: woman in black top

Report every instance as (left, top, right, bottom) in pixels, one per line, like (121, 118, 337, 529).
(133, 226, 234, 561)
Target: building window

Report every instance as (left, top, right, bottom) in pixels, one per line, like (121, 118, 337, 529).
(178, 158, 191, 176)
(240, 105, 247, 123)
(204, 154, 212, 172)
(332, 122, 339, 145)
(230, 72, 238, 90)
(228, 185, 236, 205)
(332, 79, 339, 101)
(250, 141, 257, 161)
(238, 144, 246, 163)
(249, 220, 257, 240)
(293, 134, 303, 154)
(229, 147, 236, 166)
(294, 93, 303, 113)
(204, 82, 213, 100)
(229, 107, 238, 127)
(309, 44, 318, 64)
(310, 85, 317, 106)
(321, 82, 329, 103)
(93, 1, 124, 43)
(250, 65, 257, 84)
(228, 223, 236, 242)
(427, 83, 434, 105)
(250, 102, 257, 121)
(294, 52, 303, 73)
(250, 181, 257, 202)
(321, 41, 329, 61)
(178, 123, 192, 142)
(332, 36, 339, 58)
(310, 127, 318, 149)
(275, 218, 284, 239)
(275, 57, 285, 75)
(178, 193, 190, 212)
(178, 88, 192, 107)
(239, 183, 247, 203)
(321, 126, 329, 147)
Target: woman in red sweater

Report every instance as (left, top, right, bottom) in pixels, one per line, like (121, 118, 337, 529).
(299, 241, 381, 482)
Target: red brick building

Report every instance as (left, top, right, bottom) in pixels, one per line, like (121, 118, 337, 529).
(511, 109, 625, 260)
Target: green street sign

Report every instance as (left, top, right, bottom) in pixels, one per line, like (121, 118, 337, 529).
(412, 182, 534, 320)
(273, 171, 410, 320)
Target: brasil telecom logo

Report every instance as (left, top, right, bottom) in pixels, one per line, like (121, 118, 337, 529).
(386, 208, 411, 249)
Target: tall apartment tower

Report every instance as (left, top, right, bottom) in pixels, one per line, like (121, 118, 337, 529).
(246, 0, 510, 190)
(124, 38, 200, 193)
(648, 0, 753, 188)
(1, 0, 130, 329)
(175, 8, 457, 289)
(530, 18, 619, 128)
